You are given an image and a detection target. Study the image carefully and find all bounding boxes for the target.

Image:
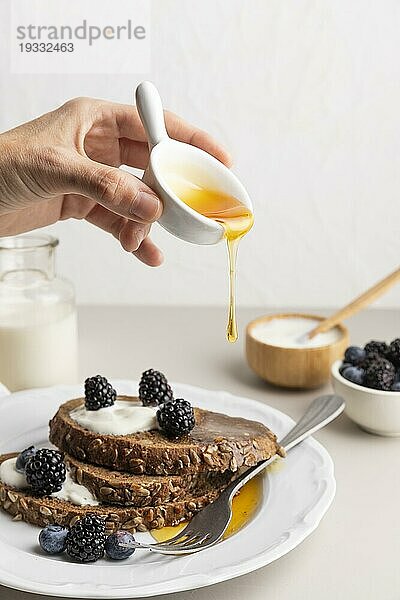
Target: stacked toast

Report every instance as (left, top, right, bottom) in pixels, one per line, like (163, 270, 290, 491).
(0, 375, 283, 535)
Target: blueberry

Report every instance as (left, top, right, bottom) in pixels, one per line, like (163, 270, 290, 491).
(105, 530, 136, 560)
(344, 346, 366, 366)
(16, 446, 37, 473)
(342, 366, 365, 385)
(392, 381, 400, 391)
(339, 362, 352, 375)
(39, 524, 68, 554)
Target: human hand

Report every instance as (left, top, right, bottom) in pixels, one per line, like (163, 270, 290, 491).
(0, 98, 231, 266)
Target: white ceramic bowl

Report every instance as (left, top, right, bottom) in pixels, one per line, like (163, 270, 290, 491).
(331, 360, 400, 436)
(136, 81, 252, 245)
(147, 139, 252, 244)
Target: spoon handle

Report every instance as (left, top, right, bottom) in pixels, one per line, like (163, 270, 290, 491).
(308, 266, 400, 339)
(136, 81, 169, 150)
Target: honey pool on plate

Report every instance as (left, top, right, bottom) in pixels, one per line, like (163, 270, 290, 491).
(167, 179, 254, 343)
(151, 476, 262, 543)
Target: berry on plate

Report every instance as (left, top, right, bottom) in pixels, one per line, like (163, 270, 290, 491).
(84, 375, 116, 411)
(139, 369, 173, 406)
(157, 398, 195, 438)
(105, 530, 136, 560)
(66, 514, 106, 563)
(39, 524, 68, 554)
(16, 446, 37, 473)
(25, 449, 66, 496)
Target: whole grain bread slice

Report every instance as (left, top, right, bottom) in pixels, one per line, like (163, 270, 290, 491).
(65, 453, 235, 506)
(0, 453, 221, 533)
(49, 396, 283, 475)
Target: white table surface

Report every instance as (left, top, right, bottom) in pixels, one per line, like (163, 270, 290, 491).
(1, 305, 399, 600)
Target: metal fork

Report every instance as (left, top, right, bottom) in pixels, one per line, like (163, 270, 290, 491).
(123, 395, 344, 555)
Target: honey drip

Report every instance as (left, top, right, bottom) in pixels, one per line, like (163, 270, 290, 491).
(167, 179, 253, 342)
(151, 476, 262, 544)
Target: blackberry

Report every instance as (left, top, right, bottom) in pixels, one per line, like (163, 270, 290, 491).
(84, 375, 116, 411)
(388, 338, 400, 367)
(361, 352, 385, 370)
(364, 341, 389, 358)
(66, 514, 106, 563)
(157, 398, 195, 438)
(16, 446, 37, 473)
(344, 346, 366, 366)
(25, 449, 66, 496)
(139, 369, 173, 407)
(364, 356, 395, 391)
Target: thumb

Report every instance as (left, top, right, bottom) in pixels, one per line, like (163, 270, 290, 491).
(68, 156, 162, 223)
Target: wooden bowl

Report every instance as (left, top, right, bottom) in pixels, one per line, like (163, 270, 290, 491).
(246, 313, 349, 389)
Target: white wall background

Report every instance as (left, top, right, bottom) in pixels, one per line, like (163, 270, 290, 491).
(0, 0, 400, 308)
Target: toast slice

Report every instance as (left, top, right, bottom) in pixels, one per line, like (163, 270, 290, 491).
(0, 453, 220, 533)
(49, 396, 283, 475)
(65, 454, 235, 506)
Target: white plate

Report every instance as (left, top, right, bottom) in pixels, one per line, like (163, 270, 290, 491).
(0, 381, 336, 598)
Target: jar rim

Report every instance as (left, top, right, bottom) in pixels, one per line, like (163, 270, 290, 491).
(0, 234, 59, 251)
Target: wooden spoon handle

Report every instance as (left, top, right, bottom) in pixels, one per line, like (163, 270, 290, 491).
(308, 266, 400, 339)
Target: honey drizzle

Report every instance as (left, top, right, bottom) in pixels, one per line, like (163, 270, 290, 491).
(168, 180, 253, 342)
(226, 237, 239, 343)
(151, 476, 262, 544)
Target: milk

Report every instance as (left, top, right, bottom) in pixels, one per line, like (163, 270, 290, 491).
(252, 317, 341, 349)
(0, 304, 78, 392)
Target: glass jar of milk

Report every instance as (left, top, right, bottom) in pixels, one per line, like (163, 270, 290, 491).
(0, 234, 78, 391)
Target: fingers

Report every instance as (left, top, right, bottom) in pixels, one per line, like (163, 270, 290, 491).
(0, 197, 63, 236)
(104, 101, 232, 167)
(119, 128, 232, 171)
(60, 98, 232, 169)
(68, 155, 162, 223)
(85, 202, 163, 265)
(85, 203, 143, 251)
(119, 220, 150, 253)
(133, 236, 164, 267)
(164, 110, 233, 167)
(119, 138, 150, 170)
(118, 118, 232, 170)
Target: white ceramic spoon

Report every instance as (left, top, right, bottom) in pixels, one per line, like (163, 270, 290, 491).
(135, 81, 252, 245)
